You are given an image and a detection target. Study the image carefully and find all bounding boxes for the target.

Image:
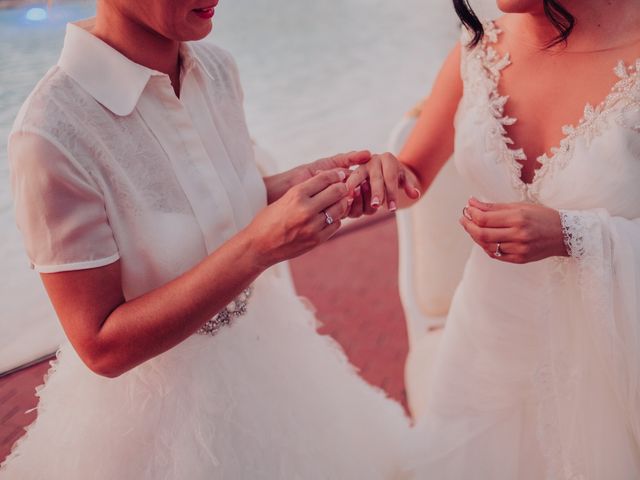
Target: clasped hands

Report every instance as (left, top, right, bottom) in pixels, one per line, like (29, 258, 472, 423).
(256, 149, 569, 269)
(460, 198, 569, 264)
(253, 150, 420, 267)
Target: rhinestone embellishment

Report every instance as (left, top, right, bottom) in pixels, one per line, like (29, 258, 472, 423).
(197, 286, 254, 336)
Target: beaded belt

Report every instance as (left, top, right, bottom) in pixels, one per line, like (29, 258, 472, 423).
(197, 286, 254, 336)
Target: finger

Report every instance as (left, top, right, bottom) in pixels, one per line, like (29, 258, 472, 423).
(494, 254, 527, 264)
(323, 150, 372, 169)
(368, 156, 385, 209)
(299, 169, 346, 197)
(361, 181, 377, 215)
(468, 197, 513, 212)
(400, 167, 422, 200)
(484, 247, 527, 264)
(459, 216, 519, 246)
(465, 206, 517, 228)
(482, 241, 521, 257)
(318, 219, 342, 242)
(348, 186, 364, 218)
(345, 165, 369, 192)
(380, 153, 400, 211)
(313, 167, 352, 181)
(309, 182, 349, 212)
(320, 198, 350, 228)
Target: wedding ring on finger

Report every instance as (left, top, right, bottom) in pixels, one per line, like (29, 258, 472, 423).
(462, 206, 473, 221)
(323, 210, 334, 226)
(494, 243, 503, 258)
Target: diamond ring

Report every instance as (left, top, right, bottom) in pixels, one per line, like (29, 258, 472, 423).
(323, 210, 334, 226)
(494, 243, 503, 258)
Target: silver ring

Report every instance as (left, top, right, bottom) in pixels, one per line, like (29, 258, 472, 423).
(323, 210, 334, 226)
(494, 243, 503, 257)
(462, 206, 472, 221)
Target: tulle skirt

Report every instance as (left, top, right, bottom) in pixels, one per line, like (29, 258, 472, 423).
(0, 272, 409, 480)
(404, 247, 640, 479)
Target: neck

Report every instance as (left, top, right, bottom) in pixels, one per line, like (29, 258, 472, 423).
(92, 3, 181, 89)
(516, 0, 640, 51)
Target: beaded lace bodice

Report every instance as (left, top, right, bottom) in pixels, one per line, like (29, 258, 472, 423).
(454, 21, 640, 215)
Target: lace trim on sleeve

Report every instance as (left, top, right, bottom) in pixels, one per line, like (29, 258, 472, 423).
(559, 210, 589, 259)
(559, 209, 606, 261)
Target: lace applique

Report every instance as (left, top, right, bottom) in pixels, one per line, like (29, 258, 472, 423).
(463, 20, 640, 202)
(462, 21, 529, 200)
(612, 59, 640, 133)
(559, 210, 590, 259)
(531, 59, 640, 199)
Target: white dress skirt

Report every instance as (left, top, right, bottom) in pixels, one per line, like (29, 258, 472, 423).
(1, 271, 409, 479)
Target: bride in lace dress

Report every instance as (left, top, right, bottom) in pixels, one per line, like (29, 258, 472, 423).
(348, 0, 640, 477)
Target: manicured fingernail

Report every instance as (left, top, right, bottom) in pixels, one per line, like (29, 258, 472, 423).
(389, 201, 397, 212)
(413, 188, 422, 199)
(338, 170, 346, 181)
(371, 197, 381, 208)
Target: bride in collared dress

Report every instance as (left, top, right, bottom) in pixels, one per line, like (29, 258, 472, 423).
(0, 1, 418, 479)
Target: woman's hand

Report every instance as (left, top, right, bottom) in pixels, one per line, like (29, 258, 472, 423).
(264, 150, 371, 204)
(344, 152, 422, 215)
(248, 170, 353, 267)
(460, 197, 569, 264)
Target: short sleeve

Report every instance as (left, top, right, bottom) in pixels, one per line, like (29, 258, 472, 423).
(9, 129, 120, 273)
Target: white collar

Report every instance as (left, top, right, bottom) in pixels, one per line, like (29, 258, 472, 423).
(58, 18, 213, 116)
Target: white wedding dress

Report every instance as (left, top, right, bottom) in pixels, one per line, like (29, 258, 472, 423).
(406, 22, 640, 479)
(0, 21, 408, 480)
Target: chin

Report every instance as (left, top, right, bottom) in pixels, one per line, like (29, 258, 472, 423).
(189, 23, 214, 41)
(496, 0, 545, 14)
(172, 21, 213, 42)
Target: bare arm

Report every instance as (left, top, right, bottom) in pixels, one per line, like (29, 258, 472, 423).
(399, 43, 463, 201)
(42, 231, 261, 378)
(42, 170, 352, 378)
(344, 44, 464, 211)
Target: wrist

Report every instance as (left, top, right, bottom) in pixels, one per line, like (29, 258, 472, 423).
(237, 222, 277, 272)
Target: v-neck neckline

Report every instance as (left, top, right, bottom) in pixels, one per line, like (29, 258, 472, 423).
(478, 20, 640, 193)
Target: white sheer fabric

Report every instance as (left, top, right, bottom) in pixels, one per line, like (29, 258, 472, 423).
(406, 22, 640, 479)
(1, 20, 409, 479)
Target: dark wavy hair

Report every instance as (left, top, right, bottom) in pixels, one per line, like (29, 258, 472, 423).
(454, 0, 575, 48)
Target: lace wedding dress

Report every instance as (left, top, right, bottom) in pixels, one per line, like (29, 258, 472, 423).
(406, 21, 640, 479)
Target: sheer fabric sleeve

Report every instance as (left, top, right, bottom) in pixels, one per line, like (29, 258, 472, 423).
(558, 208, 640, 448)
(9, 129, 120, 273)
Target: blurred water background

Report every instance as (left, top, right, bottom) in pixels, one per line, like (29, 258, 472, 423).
(0, 0, 498, 372)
